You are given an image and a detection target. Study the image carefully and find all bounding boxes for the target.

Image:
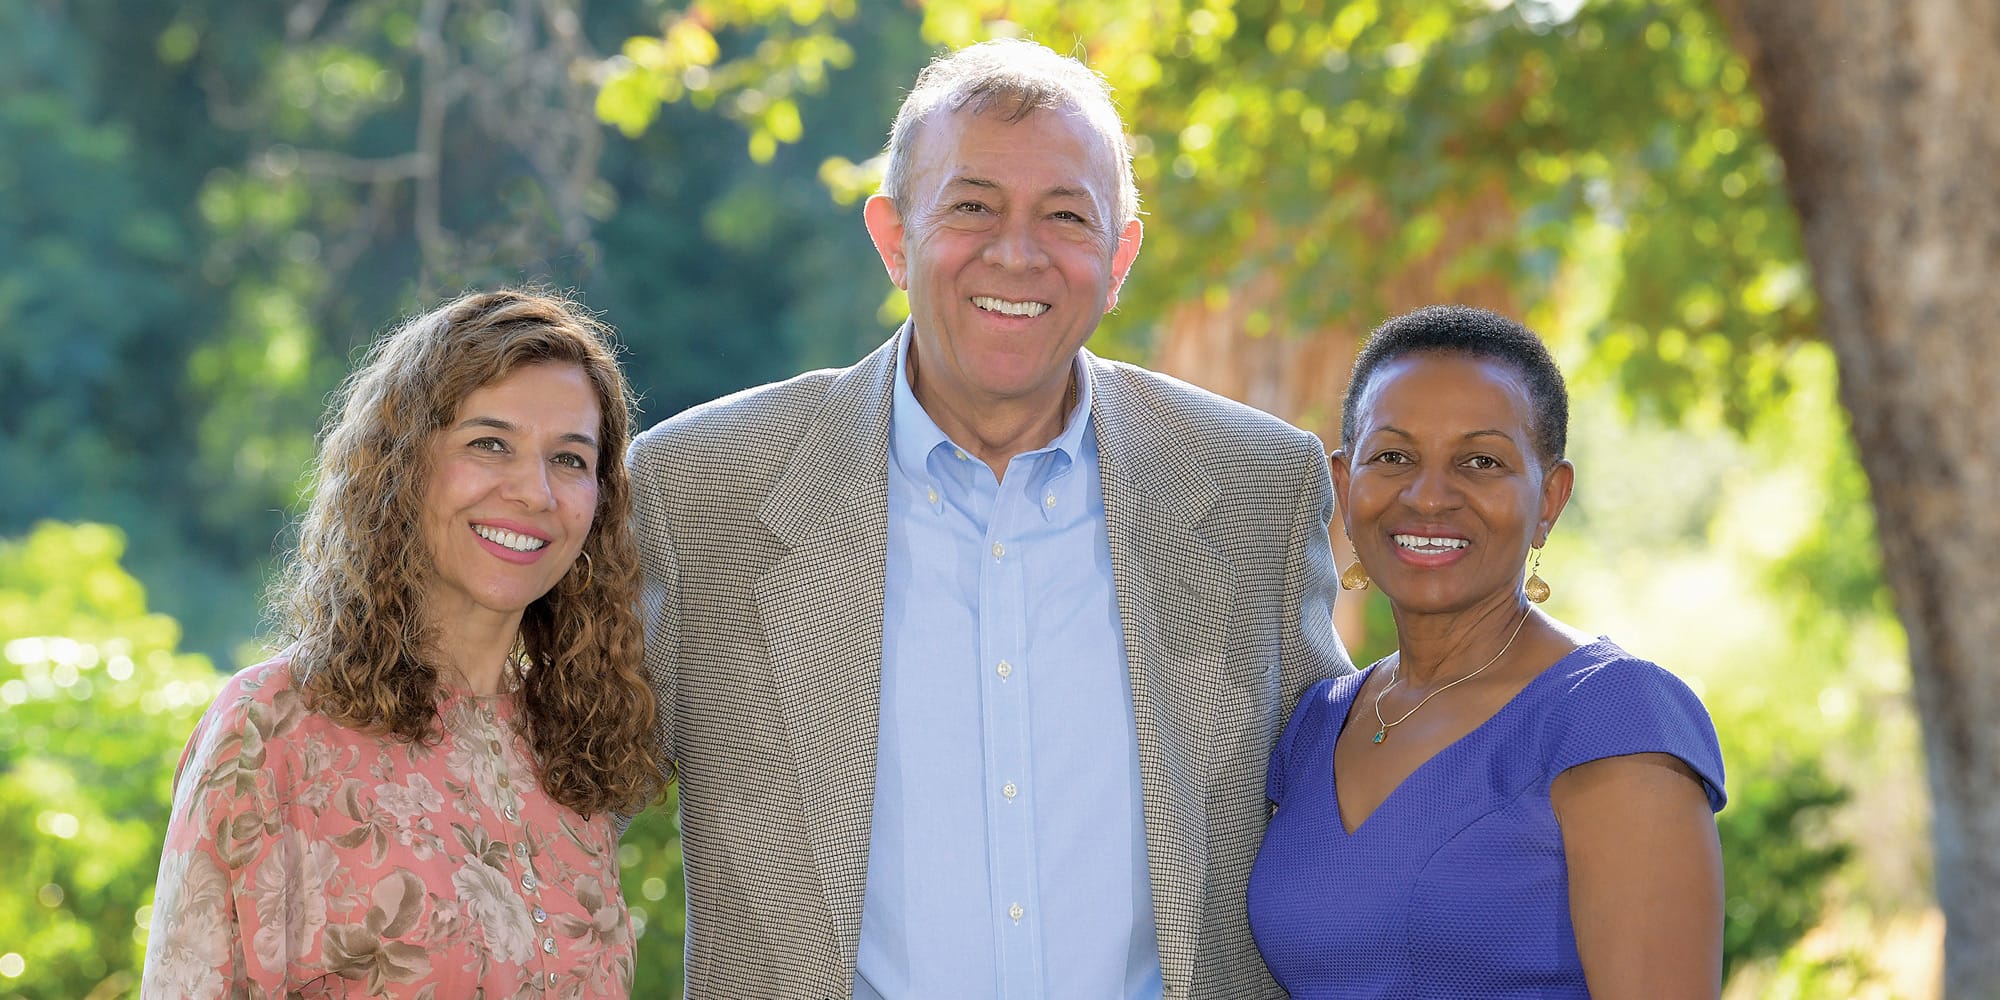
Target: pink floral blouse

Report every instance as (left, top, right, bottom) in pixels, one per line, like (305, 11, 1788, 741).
(141, 659, 635, 999)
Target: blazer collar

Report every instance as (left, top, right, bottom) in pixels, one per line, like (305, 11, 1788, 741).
(1085, 350, 1221, 528)
(758, 333, 900, 546)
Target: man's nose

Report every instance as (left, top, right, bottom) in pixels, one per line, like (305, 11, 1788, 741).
(981, 214, 1051, 271)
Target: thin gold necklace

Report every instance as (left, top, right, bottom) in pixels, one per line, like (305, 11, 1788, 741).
(1371, 609, 1530, 745)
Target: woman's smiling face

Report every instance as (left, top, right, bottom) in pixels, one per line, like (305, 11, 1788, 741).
(419, 362, 602, 630)
(1332, 351, 1573, 618)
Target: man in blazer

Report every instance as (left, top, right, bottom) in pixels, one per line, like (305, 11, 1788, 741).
(628, 38, 1353, 999)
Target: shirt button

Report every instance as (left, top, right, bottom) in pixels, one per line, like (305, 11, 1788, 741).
(926, 487, 939, 504)
(991, 542, 1004, 558)
(996, 660, 1012, 679)
(522, 873, 538, 892)
(504, 806, 519, 823)
(1002, 781, 1018, 800)
(547, 971, 558, 986)
(954, 448, 968, 461)
(1045, 493, 1057, 508)
(1008, 903, 1024, 922)
(533, 906, 548, 923)
(514, 843, 528, 859)
(542, 937, 557, 955)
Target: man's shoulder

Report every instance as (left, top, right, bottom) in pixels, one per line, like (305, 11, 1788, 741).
(632, 367, 843, 454)
(1094, 356, 1321, 451)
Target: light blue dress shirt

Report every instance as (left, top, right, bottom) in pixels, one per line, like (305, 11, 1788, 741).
(854, 332, 1163, 1000)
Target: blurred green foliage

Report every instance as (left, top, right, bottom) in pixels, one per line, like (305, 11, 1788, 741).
(0, 523, 220, 999)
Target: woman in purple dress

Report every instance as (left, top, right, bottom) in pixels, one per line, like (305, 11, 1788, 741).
(1249, 305, 1725, 999)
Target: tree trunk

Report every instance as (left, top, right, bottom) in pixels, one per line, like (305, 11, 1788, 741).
(1712, 2, 2000, 994)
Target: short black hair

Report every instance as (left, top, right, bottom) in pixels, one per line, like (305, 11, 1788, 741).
(1340, 304, 1569, 464)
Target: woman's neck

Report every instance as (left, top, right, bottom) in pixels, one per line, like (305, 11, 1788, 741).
(1389, 597, 1534, 687)
(430, 609, 525, 695)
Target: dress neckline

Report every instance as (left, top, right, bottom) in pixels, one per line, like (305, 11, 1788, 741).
(1327, 638, 1614, 836)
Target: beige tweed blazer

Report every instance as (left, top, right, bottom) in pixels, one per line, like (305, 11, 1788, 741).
(627, 332, 1353, 999)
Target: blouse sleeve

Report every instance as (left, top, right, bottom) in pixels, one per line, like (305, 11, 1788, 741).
(140, 666, 298, 998)
(1543, 655, 1727, 812)
(1267, 678, 1334, 808)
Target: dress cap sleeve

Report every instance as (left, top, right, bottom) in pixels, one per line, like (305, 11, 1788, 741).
(1544, 649, 1727, 812)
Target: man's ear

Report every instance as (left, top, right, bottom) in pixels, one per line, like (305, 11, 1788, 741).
(1103, 217, 1144, 312)
(863, 194, 910, 290)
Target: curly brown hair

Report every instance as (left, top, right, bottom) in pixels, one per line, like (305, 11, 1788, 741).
(269, 288, 663, 817)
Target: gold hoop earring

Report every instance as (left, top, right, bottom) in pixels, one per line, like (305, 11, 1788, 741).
(574, 550, 594, 591)
(1339, 561, 1372, 591)
(1524, 546, 1550, 604)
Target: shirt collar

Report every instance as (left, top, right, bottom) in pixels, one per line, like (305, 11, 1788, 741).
(888, 324, 1094, 475)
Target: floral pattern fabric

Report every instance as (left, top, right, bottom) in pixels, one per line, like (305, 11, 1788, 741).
(142, 659, 635, 999)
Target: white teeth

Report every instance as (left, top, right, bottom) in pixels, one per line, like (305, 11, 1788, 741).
(1393, 534, 1468, 551)
(474, 525, 547, 552)
(973, 295, 1050, 317)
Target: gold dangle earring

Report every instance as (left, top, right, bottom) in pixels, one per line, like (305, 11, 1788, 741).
(1524, 546, 1550, 603)
(574, 550, 595, 591)
(1339, 560, 1372, 591)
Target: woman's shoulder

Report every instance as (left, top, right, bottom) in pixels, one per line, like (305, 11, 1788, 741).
(1532, 639, 1727, 809)
(179, 657, 323, 769)
(1537, 639, 1709, 711)
(1291, 668, 1372, 726)
(198, 656, 310, 730)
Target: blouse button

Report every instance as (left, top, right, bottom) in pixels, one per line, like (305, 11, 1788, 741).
(497, 773, 510, 789)
(547, 971, 558, 986)
(533, 906, 548, 923)
(489, 739, 503, 754)
(522, 872, 538, 892)
(542, 937, 557, 955)
(514, 843, 528, 859)
(504, 806, 519, 823)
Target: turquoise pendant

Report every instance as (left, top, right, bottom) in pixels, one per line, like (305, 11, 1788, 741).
(1372, 729, 1386, 744)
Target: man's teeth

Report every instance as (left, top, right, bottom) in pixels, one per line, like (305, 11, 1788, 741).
(1394, 534, 1468, 551)
(973, 295, 1050, 317)
(474, 525, 547, 552)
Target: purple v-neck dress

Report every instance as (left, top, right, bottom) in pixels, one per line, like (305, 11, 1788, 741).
(1247, 639, 1725, 998)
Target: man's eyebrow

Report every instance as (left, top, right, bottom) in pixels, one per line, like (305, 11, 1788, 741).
(943, 177, 1094, 202)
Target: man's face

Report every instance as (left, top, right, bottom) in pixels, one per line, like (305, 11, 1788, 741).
(865, 104, 1143, 414)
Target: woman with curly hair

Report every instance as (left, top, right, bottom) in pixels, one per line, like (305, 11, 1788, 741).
(142, 289, 663, 998)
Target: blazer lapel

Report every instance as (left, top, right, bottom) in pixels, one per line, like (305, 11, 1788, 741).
(1088, 352, 1236, 995)
(755, 335, 898, 972)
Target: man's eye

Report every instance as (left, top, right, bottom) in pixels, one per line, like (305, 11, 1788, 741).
(1465, 455, 1500, 470)
(1373, 450, 1410, 464)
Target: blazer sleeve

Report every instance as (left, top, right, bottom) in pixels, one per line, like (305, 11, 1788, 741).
(624, 434, 684, 827)
(1276, 434, 1355, 715)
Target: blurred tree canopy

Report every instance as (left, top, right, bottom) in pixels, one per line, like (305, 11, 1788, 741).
(0, 0, 928, 661)
(603, 0, 1817, 428)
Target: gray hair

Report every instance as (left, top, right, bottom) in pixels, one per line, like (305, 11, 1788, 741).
(879, 38, 1140, 228)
